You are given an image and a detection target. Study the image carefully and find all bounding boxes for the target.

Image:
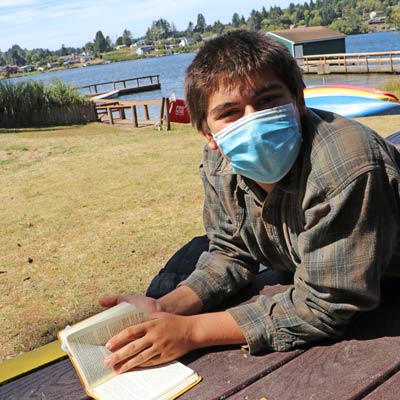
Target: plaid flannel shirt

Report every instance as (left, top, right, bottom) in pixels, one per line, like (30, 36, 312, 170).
(181, 108, 400, 353)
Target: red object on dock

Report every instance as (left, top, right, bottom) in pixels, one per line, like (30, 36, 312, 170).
(169, 98, 191, 123)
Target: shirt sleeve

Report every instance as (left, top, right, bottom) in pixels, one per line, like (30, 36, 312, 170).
(228, 168, 399, 353)
(179, 159, 259, 311)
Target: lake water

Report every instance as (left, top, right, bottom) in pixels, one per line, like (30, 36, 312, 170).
(12, 31, 400, 100)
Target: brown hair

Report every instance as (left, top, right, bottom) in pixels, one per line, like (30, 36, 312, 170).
(185, 30, 305, 132)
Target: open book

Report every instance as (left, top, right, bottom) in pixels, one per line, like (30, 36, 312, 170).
(58, 302, 201, 400)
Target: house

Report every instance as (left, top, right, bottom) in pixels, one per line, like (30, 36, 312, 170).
(135, 45, 155, 56)
(267, 26, 346, 58)
(115, 44, 127, 50)
(19, 65, 35, 73)
(1, 65, 18, 75)
(179, 37, 195, 47)
(47, 62, 59, 69)
(80, 51, 94, 63)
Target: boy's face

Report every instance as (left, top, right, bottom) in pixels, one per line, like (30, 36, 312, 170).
(203, 70, 305, 150)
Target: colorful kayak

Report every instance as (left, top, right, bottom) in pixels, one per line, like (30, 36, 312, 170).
(304, 84, 400, 117)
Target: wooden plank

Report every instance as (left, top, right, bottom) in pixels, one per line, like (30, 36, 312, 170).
(228, 291, 400, 400)
(363, 370, 400, 400)
(180, 348, 302, 400)
(0, 359, 89, 400)
(179, 272, 300, 399)
(0, 341, 65, 384)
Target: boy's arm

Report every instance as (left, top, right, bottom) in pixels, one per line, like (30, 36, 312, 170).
(101, 287, 246, 373)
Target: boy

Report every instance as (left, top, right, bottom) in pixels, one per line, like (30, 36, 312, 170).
(101, 30, 400, 373)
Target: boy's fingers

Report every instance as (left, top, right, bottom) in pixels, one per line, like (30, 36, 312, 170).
(99, 296, 120, 307)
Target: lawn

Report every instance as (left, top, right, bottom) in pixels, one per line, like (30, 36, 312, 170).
(0, 122, 205, 361)
(0, 114, 399, 362)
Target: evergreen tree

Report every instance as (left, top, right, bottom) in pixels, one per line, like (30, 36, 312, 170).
(248, 9, 262, 31)
(195, 13, 206, 33)
(60, 44, 67, 56)
(232, 13, 241, 28)
(122, 29, 132, 46)
(186, 21, 194, 37)
(94, 31, 110, 53)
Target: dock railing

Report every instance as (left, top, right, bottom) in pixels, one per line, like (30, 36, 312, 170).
(298, 51, 400, 74)
(78, 75, 161, 96)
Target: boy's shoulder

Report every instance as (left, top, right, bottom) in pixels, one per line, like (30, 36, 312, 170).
(303, 108, 399, 195)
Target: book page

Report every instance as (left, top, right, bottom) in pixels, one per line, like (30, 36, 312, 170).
(63, 305, 148, 389)
(93, 362, 198, 400)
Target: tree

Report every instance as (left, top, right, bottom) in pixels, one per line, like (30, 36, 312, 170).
(94, 31, 110, 53)
(146, 19, 172, 41)
(84, 42, 94, 52)
(60, 44, 67, 56)
(213, 20, 225, 34)
(232, 13, 241, 28)
(0, 51, 6, 66)
(186, 21, 194, 37)
(122, 29, 132, 46)
(248, 10, 262, 31)
(7, 45, 26, 65)
(389, 8, 400, 30)
(195, 13, 206, 33)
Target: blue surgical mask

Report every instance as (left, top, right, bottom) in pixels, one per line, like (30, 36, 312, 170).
(213, 103, 302, 184)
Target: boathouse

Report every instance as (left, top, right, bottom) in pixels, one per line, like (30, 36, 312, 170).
(267, 26, 346, 58)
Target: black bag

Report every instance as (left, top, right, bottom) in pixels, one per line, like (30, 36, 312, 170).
(146, 235, 209, 298)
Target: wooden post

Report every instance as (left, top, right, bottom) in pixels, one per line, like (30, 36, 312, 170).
(131, 106, 138, 127)
(107, 108, 114, 124)
(165, 98, 171, 131)
(144, 105, 150, 120)
(120, 107, 126, 120)
(390, 53, 393, 73)
(159, 97, 165, 129)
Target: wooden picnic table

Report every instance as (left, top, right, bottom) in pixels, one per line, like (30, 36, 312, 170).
(1, 270, 400, 400)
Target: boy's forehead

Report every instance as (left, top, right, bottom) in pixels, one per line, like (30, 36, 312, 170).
(210, 72, 287, 101)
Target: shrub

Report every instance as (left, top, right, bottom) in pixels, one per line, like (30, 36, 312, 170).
(0, 79, 95, 128)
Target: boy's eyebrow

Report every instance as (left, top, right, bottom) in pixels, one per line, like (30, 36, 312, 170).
(254, 82, 285, 97)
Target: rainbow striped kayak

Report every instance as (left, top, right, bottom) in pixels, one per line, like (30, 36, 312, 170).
(304, 84, 400, 117)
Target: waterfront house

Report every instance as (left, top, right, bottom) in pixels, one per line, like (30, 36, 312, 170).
(179, 37, 195, 47)
(135, 45, 155, 56)
(267, 26, 346, 58)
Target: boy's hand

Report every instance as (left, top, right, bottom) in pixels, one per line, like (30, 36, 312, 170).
(99, 295, 163, 315)
(103, 312, 197, 373)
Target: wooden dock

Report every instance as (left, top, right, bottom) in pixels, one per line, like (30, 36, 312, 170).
(94, 97, 171, 130)
(78, 75, 161, 98)
(298, 50, 400, 74)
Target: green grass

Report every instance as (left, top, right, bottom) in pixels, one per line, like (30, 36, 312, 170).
(102, 49, 141, 62)
(0, 122, 205, 361)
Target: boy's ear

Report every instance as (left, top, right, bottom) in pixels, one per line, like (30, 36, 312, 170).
(201, 130, 219, 150)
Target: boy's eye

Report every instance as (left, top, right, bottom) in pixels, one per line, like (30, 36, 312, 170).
(257, 95, 277, 107)
(219, 109, 240, 120)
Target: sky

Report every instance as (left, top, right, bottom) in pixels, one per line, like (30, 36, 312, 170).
(0, 0, 294, 51)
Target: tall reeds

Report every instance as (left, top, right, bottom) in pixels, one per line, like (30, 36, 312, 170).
(0, 79, 94, 128)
